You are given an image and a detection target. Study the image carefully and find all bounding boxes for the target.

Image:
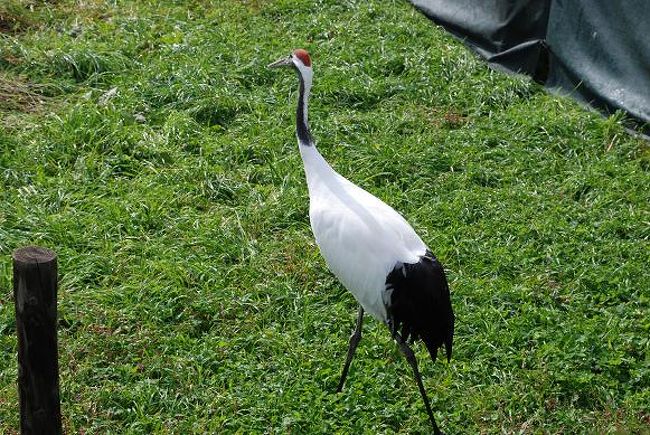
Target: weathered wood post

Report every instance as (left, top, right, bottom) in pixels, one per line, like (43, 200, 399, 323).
(12, 246, 62, 435)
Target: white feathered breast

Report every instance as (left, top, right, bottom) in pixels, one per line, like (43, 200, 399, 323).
(301, 145, 427, 321)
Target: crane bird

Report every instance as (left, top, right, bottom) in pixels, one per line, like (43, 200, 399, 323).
(269, 49, 454, 434)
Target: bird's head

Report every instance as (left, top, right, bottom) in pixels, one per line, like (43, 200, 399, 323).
(268, 48, 313, 82)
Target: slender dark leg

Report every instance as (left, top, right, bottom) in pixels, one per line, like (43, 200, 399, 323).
(336, 305, 364, 392)
(394, 332, 442, 435)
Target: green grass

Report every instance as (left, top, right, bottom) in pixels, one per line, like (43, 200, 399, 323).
(1, 0, 649, 432)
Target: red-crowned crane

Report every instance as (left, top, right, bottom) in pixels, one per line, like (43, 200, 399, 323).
(269, 49, 454, 434)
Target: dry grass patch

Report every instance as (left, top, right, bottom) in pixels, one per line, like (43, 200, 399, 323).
(0, 0, 35, 33)
(0, 73, 49, 112)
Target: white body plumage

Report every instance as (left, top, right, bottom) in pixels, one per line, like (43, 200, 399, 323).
(300, 144, 427, 321)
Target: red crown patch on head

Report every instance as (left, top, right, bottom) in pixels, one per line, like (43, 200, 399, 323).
(293, 49, 311, 67)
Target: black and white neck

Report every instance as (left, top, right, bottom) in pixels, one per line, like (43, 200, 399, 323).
(267, 48, 315, 147)
(268, 49, 331, 181)
(290, 57, 336, 186)
(294, 60, 314, 147)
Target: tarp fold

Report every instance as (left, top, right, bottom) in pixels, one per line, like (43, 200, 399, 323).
(410, 0, 650, 132)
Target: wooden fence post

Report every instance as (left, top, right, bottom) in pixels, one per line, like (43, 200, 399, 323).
(12, 246, 62, 435)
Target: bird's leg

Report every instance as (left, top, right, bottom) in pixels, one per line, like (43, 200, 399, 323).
(394, 332, 442, 435)
(336, 305, 364, 392)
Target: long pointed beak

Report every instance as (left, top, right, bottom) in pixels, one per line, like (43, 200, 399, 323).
(267, 56, 293, 68)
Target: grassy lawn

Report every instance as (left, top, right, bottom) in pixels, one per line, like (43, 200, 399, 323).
(1, 0, 649, 432)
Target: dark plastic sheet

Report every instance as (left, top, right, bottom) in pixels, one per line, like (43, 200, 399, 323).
(409, 0, 650, 133)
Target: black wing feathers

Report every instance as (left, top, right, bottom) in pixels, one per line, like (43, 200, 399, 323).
(386, 250, 454, 363)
